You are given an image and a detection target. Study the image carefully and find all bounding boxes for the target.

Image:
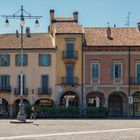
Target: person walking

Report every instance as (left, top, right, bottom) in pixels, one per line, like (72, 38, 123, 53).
(30, 106, 36, 120)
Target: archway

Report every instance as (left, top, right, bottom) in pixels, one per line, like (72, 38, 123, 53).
(0, 97, 8, 118)
(132, 91, 140, 117)
(86, 92, 105, 107)
(108, 92, 128, 117)
(60, 91, 79, 107)
(13, 99, 30, 118)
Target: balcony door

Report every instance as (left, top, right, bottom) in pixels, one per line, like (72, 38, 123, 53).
(66, 64, 74, 84)
(0, 75, 10, 91)
(42, 75, 48, 93)
(66, 42, 74, 59)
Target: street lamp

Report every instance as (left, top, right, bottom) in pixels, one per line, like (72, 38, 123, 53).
(1, 5, 42, 122)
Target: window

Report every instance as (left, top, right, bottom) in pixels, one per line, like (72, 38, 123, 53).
(136, 64, 140, 84)
(91, 63, 99, 79)
(110, 63, 122, 79)
(39, 54, 51, 66)
(0, 75, 10, 91)
(66, 63, 74, 84)
(114, 64, 122, 79)
(16, 54, 28, 66)
(41, 75, 49, 93)
(66, 41, 74, 59)
(0, 54, 10, 66)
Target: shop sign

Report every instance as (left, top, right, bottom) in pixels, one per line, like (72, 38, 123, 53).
(129, 97, 133, 104)
(39, 99, 52, 106)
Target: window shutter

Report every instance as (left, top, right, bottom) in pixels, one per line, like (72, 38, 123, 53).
(48, 54, 51, 66)
(137, 64, 140, 83)
(110, 64, 114, 80)
(118, 64, 121, 78)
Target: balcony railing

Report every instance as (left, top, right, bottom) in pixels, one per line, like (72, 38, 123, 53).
(130, 77, 140, 85)
(14, 88, 28, 95)
(62, 77, 78, 85)
(38, 88, 52, 95)
(62, 51, 78, 60)
(0, 86, 11, 93)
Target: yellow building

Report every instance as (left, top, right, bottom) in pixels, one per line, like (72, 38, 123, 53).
(49, 10, 84, 112)
(0, 33, 56, 118)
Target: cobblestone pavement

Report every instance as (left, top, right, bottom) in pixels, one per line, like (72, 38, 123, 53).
(0, 119, 140, 140)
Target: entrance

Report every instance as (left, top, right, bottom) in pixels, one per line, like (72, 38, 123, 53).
(108, 94, 122, 117)
(133, 92, 140, 116)
(0, 98, 8, 118)
(60, 91, 79, 107)
(13, 99, 30, 118)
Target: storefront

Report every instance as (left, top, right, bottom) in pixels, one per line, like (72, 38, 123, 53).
(133, 92, 140, 117)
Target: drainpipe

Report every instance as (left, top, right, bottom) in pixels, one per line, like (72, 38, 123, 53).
(128, 46, 131, 117)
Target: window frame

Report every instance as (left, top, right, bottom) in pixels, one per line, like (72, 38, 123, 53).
(0, 54, 10, 66)
(15, 54, 28, 66)
(39, 54, 51, 66)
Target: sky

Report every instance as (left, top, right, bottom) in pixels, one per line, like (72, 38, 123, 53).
(0, 0, 140, 34)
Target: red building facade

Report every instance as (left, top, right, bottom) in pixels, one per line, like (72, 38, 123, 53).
(83, 27, 140, 117)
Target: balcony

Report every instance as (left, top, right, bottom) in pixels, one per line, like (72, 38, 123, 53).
(0, 86, 11, 93)
(62, 51, 78, 61)
(130, 77, 140, 85)
(38, 88, 52, 96)
(14, 88, 28, 95)
(62, 77, 78, 85)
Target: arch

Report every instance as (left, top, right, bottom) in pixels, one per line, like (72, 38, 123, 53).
(0, 97, 8, 118)
(60, 91, 79, 107)
(86, 91, 105, 107)
(108, 91, 128, 117)
(13, 98, 30, 118)
(132, 91, 140, 117)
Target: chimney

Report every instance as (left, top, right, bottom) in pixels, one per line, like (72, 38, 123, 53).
(73, 11, 78, 23)
(107, 23, 113, 40)
(50, 9, 55, 23)
(26, 27, 31, 37)
(137, 22, 140, 31)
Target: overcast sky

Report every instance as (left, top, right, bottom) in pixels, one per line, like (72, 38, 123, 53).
(0, 0, 139, 34)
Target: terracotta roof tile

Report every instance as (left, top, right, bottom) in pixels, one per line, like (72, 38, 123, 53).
(0, 33, 55, 49)
(84, 27, 140, 46)
(55, 17, 74, 21)
(55, 22, 83, 34)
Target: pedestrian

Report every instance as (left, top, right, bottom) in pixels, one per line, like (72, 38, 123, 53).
(30, 106, 36, 120)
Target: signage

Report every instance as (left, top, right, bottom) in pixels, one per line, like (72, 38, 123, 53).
(39, 99, 53, 106)
(129, 97, 133, 104)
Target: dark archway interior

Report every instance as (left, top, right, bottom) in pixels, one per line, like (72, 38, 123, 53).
(0, 98, 8, 117)
(60, 91, 79, 107)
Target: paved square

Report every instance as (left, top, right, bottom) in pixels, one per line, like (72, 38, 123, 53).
(0, 119, 140, 140)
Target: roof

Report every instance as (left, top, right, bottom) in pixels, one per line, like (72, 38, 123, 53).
(84, 27, 140, 46)
(55, 22, 83, 34)
(55, 17, 74, 22)
(0, 33, 55, 49)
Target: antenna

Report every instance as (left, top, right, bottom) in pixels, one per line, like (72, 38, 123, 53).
(125, 12, 131, 27)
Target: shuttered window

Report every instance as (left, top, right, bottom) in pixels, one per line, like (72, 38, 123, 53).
(0, 54, 10, 66)
(91, 63, 99, 79)
(39, 54, 51, 66)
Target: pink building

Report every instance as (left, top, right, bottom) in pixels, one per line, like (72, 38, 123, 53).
(83, 26, 140, 117)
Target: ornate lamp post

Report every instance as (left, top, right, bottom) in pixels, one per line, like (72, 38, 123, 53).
(1, 5, 42, 122)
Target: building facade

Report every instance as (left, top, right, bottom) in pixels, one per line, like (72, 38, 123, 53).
(0, 10, 140, 118)
(49, 10, 84, 112)
(0, 33, 56, 118)
(83, 27, 140, 117)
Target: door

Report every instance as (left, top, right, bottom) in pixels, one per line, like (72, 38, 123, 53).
(42, 75, 48, 93)
(66, 42, 74, 59)
(66, 64, 74, 84)
(108, 95, 122, 117)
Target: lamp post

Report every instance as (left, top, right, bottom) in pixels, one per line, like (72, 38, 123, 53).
(1, 5, 42, 122)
